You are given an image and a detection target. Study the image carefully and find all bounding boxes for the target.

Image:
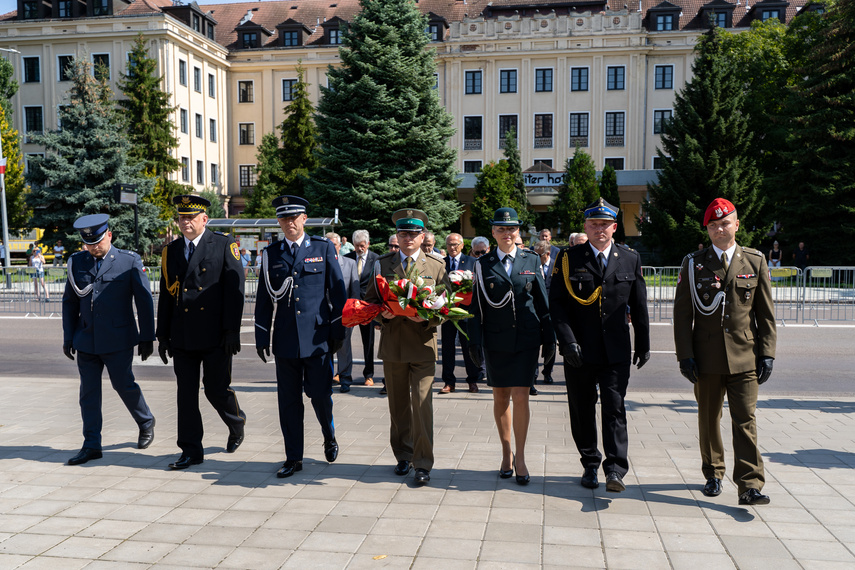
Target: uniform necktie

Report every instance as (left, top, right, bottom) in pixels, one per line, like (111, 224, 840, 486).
(403, 256, 412, 272)
(598, 252, 606, 274)
(187, 241, 195, 262)
(504, 255, 513, 276)
(721, 252, 729, 273)
(292, 242, 298, 258)
(357, 255, 364, 275)
(96, 258, 102, 273)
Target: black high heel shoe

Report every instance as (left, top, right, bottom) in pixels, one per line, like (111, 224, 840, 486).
(499, 453, 513, 479)
(514, 455, 530, 485)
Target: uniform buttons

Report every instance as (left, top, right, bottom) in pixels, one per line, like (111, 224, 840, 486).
(297, 310, 301, 315)
(294, 284, 299, 288)
(295, 298, 300, 302)
(198, 287, 202, 291)
(725, 315, 730, 319)
(184, 308, 189, 312)
(200, 307, 205, 311)
(184, 288, 188, 292)
(293, 271, 298, 276)
(202, 268, 206, 272)
(725, 328, 730, 333)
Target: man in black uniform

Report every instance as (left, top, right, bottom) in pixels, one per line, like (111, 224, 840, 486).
(157, 195, 246, 469)
(550, 198, 650, 492)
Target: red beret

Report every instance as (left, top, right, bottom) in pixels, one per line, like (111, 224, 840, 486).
(703, 198, 736, 226)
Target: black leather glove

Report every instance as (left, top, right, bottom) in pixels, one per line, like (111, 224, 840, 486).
(329, 337, 344, 355)
(679, 358, 699, 384)
(757, 357, 774, 385)
(542, 343, 555, 363)
(633, 350, 651, 369)
(158, 340, 172, 365)
(222, 330, 241, 356)
(63, 343, 75, 361)
(468, 345, 483, 368)
(138, 341, 153, 362)
(257, 346, 270, 363)
(560, 343, 583, 368)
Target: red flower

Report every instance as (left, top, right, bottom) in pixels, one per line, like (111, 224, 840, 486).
(440, 306, 450, 316)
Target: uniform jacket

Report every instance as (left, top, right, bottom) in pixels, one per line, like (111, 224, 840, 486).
(673, 245, 776, 375)
(156, 229, 245, 351)
(346, 250, 380, 299)
(62, 247, 154, 355)
(550, 243, 649, 365)
(446, 253, 476, 274)
(365, 250, 449, 363)
(254, 236, 347, 359)
(468, 248, 555, 352)
(339, 254, 360, 299)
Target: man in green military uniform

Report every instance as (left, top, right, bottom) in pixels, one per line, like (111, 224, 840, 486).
(673, 198, 776, 506)
(364, 209, 449, 486)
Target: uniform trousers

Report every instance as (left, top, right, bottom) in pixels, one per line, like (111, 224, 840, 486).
(358, 324, 375, 380)
(440, 319, 481, 386)
(173, 347, 245, 459)
(695, 371, 765, 494)
(336, 327, 354, 386)
(384, 359, 435, 471)
(566, 362, 630, 477)
(275, 354, 335, 461)
(77, 349, 154, 450)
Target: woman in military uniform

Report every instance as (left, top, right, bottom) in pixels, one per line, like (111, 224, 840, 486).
(468, 208, 555, 484)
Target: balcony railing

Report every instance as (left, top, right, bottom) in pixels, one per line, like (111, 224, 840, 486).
(569, 136, 589, 147)
(464, 139, 482, 151)
(605, 136, 625, 147)
(534, 137, 553, 149)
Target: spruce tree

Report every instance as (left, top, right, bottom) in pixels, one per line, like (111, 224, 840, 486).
(25, 57, 164, 254)
(307, 0, 461, 240)
(117, 34, 182, 221)
(0, 105, 29, 230)
(639, 27, 763, 264)
(502, 128, 533, 228)
(775, 0, 855, 264)
(599, 164, 625, 243)
(0, 56, 17, 118)
(244, 132, 284, 218)
(200, 189, 226, 218)
(279, 63, 319, 197)
(469, 161, 515, 241)
(549, 147, 598, 236)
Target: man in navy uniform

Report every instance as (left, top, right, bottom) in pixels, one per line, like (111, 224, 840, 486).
(157, 195, 246, 470)
(439, 232, 480, 394)
(550, 198, 650, 493)
(62, 214, 156, 465)
(255, 195, 347, 478)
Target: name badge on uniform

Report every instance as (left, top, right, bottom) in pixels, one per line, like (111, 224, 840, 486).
(576, 268, 588, 273)
(737, 274, 756, 279)
(304, 257, 324, 263)
(272, 263, 284, 269)
(520, 270, 535, 275)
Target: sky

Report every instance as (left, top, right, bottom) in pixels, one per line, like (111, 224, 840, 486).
(0, 0, 266, 17)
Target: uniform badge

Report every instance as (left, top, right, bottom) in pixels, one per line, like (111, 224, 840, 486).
(695, 264, 703, 271)
(712, 282, 721, 289)
(304, 257, 324, 263)
(703, 293, 710, 301)
(489, 283, 494, 289)
(745, 291, 751, 300)
(230, 242, 240, 260)
(520, 270, 535, 275)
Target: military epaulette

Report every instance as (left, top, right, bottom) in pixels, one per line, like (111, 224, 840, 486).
(378, 251, 399, 261)
(616, 243, 636, 253)
(425, 251, 445, 262)
(742, 247, 763, 257)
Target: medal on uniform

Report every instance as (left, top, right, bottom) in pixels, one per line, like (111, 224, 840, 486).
(525, 282, 532, 291)
(703, 293, 710, 300)
(745, 291, 751, 300)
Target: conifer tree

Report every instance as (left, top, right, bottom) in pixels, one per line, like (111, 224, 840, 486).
(117, 34, 182, 221)
(639, 28, 763, 264)
(0, 105, 29, 230)
(279, 64, 319, 197)
(599, 164, 625, 243)
(0, 56, 17, 118)
(307, 0, 461, 239)
(469, 161, 515, 241)
(549, 147, 598, 236)
(502, 128, 533, 228)
(244, 133, 284, 218)
(25, 57, 163, 254)
(200, 189, 226, 218)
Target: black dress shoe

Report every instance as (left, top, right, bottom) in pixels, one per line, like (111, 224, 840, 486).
(605, 472, 626, 493)
(738, 488, 770, 505)
(138, 418, 155, 449)
(67, 448, 102, 465)
(394, 460, 412, 476)
(703, 477, 722, 497)
(379, 385, 387, 395)
(324, 439, 339, 463)
(340, 384, 351, 393)
(169, 455, 203, 470)
(581, 467, 599, 489)
(414, 468, 430, 485)
(226, 428, 244, 454)
(529, 387, 538, 396)
(276, 460, 303, 478)
(543, 375, 554, 384)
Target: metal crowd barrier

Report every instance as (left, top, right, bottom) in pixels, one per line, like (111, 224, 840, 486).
(3, 265, 853, 323)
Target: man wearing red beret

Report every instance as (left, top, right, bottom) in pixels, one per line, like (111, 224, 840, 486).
(673, 198, 776, 505)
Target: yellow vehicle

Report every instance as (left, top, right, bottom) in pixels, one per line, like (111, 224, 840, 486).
(7, 229, 56, 264)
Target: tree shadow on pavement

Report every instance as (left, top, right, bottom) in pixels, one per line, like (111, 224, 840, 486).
(765, 448, 855, 469)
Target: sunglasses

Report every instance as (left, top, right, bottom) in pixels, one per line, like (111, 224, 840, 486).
(471, 250, 487, 257)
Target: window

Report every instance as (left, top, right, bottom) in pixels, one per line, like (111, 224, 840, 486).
(238, 81, 253, 103)
(652, 156, 670, 169)
(535, 68, 553, 93)
(653, 109, 673, 134)
(23, 57, 40, 83)
(433, 73, 438, 90)
(92, 53, 109, 81)
(329, 28, 342, 44)
(239, 123, 255, 145)
(604, 158, 625, 171)
(498, 115, 518, 149)
(208, 73, 216, 97)
(570, 67, 588, 92)
(655, 14, 674, 31)
(605, 112, 625, 146)
(206, 23, 215, 40)
(179, 109, 188, 134)
(192, 14, 201, 33)
(209, 118, 217, 142)
(58, 0, 72, 17)
(196, 160, 204, 185)
(92, 0, 109, 16)
(534, 114, 553, 149)
(533, 159, 553, 169)
(22, 1, 38, 19)
(24, 106, 43, 140)
(655, 65, 673, 89)
(463, 116, 483, 151)
(569, 113, 589, 147)
(239, 165, 258, 188)
(210, 163, 218, 185)
(427, 24, 441, 41)
(282, 30, 299, 46)
(195, 113, 203, 138)
(282, 79, 297, 102)
(463, 161, 482, 173)
(465, 70, 482, 95)
(761, 9, 780, 21)
(242, 32, 258, 49)
(713, 12, 728, 27)
(57, 104, 70, 129)
(58, 55, 73, 82)
(24, 153, 43, 175)
(500, 70, 517, 94)
(181, 157, 190, 182)
(193, 67, 201, 92)
(179, 60, 187, 86)
(607, 66, 625, 90)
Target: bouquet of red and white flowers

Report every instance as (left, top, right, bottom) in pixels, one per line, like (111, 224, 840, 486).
(447, 269, 474, 306)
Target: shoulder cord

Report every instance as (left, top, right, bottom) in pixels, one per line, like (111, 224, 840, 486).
(263, 248, 294, 304)
(161, 245, 181, 304)
(474, 261, 516, 323)
(561, 252, 603, 309)
(687, 255, 726, 320)
(65, 256, 94, 298)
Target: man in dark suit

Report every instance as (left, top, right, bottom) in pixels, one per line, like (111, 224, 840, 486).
(533, 240, 558, 385)
(440, 232, 480, 394)
(157, 195, 246, 470)
(673, 198, 776, 506)
(345, 230, 380, 387)
(256, 196, 347, 478)
(62, 214, 156, 465)
(538, 228, 561, 262)
(326, 231, 360, 393)
(550, 198, 650, 493)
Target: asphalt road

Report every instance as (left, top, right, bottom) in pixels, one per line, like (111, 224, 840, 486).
(1, 317, 852, 396)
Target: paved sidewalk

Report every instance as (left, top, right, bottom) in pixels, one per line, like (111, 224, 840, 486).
(1, 374, 854, 569)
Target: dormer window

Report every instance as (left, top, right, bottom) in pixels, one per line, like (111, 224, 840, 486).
(761, 8, 780, 19)
(656, 14, 675, 30)
(647, 1, 682, 32)
(329, 28, 342, 44)
(58, 0, 72, 18)
(702, 0, 735, 28)
(426, 13, 448, 43)
(193, 14, 201, 32)
(750, 0, 788, 23)
(22, 0, 39, 19)
(427, 23, 440, 41)
(242, 32, 258, 48)
(276, 19, 311, 48)
(206, 24, 215, 40)
(92, 0, 109, 16)
(283, 31, 299, 46)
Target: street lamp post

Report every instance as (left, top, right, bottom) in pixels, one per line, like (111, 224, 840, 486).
(0, 47, 20, 287)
